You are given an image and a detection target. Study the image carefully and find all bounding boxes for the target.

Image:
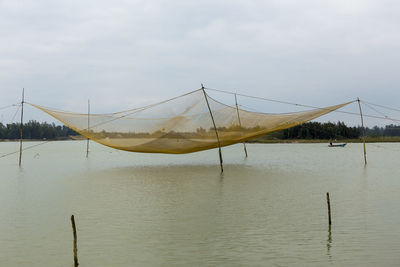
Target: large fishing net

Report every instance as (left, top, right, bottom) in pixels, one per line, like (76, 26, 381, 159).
(28, 89, 351, 154)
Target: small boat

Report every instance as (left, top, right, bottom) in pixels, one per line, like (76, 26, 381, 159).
(328, 143, 346, 147)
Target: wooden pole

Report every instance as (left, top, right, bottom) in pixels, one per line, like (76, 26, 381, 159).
(86, 99, 90, 158)
(71, 215, 79, 267)
(18, 88, 24, 167)
(234, 93, 248, 157)
(326, 192, 332, 226)
(357, 98, 367, 165)
(201, 84, 223, 173)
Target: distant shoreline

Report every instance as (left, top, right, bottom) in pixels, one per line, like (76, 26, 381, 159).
(2, 136, 400, 143)
(0, 137, 73, 142)
(248, 136, 400, 143)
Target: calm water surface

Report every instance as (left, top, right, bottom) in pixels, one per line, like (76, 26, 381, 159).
(1, 141, 400, 266)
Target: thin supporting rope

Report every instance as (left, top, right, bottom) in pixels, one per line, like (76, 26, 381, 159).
(27, 87, 400, 131)
(206, 87, 400, 123)
(10, 105, 21, 122)
(361, 104, 400, 123)
(0, 103, 19, 111)
(0, 140, 54, 159)
(205, 87, 357, 111)
(361, 100, 400, 114)
(237, 104, 260, 112)
(26, 88, 202, 116)
(206, 87, 362, 116)
(25, 88, 203, 133)
(361, 101, 399, 123)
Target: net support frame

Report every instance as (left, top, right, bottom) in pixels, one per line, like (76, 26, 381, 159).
(357, 98, 367, 165)
(202, 85, 223, 173)
(235, 93, 248, 158)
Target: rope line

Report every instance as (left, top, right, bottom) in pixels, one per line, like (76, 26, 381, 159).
(237, 104, 260, 112)
(361, 100, 400, 113)
(0, 103, 19, 111)
(205, 87, 357, 111)
(206, 87, 400, 123)
(0, 140, 53, 159)
(361, 101, 400, 123)
(10, 105, 21, 122)
(25, 88, 203, 132)
(362, 101, 390, 118)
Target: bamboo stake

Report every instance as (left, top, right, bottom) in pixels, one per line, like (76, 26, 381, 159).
(326, 192, 332, 226)
(201, 84, 223, 173)
(357, 98, 367, 165)
(18, 88, 24, 167)
(71, 215, 79, 267)
(234, 93, 248, 157)
(86, 99, 90, 158)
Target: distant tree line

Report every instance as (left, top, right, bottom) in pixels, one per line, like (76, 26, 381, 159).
(1, 120, 399, 140)
(365, 124, 400, 137)
(279, 121, 360, 139)
(264, 122, 400, 140)
(0, 120, 79, 140)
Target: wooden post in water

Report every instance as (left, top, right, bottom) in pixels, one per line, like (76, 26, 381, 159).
(357, 98, 367, 165)
(86, 99, 90, 158)
(234, 93, 248, 158)
(71, 215, 79, 267)
(18, 88, 24, 167)
(326, 192, 332, 226)
(201, 84, 223, 173)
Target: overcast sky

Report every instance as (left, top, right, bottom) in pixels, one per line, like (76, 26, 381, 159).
(1, 0, 400, 126)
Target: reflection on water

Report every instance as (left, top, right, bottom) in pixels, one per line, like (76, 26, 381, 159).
(327, 225, 332, 261)
(1, 141, 400, 266)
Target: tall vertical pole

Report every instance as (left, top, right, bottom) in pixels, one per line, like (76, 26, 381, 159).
(201, 84, 223, 173)
(357, 98, 367, 165)
(234, 93, 248, 157)
(86, 99, 90, 158)
(18, 88, 24, 167)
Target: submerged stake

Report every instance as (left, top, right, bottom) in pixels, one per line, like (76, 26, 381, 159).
(71, 215, 79, 267)
(326, 192, 332, 226)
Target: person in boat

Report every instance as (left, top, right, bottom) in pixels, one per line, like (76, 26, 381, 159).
(329, 139, 333, 146)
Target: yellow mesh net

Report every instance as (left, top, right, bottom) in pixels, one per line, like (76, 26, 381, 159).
(27, 89, 351, 154)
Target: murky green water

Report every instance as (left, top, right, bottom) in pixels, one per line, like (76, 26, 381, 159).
(1, 141, 400, 266)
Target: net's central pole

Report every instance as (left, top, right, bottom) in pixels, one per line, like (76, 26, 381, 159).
(18, 88, 24, 167)
(357, 98, 367, 165)
(86, 99, 90, 158)
(235, 93, 248, 158)
(202, 85, 223, 173)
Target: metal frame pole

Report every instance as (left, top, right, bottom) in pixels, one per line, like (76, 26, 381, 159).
(235, 93, 248, 157)
(18, 88, 24, 167)
(201, 84, 223, 173)
(357, 98, 367, 165)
